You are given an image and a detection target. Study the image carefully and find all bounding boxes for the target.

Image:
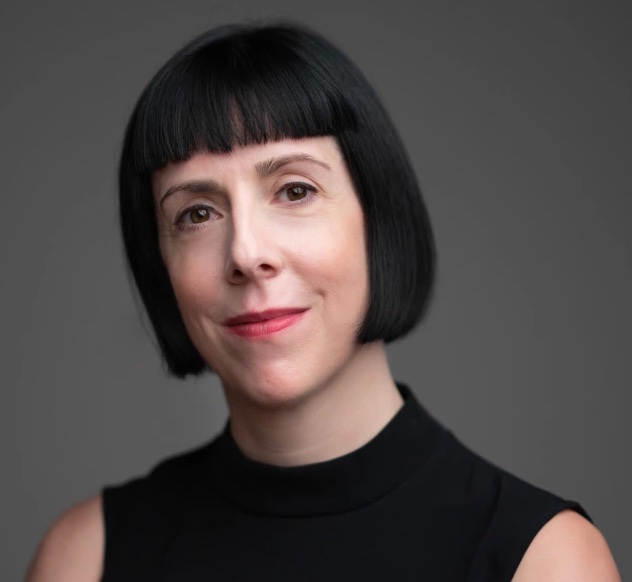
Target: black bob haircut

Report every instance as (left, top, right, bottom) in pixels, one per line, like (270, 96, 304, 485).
(119, 22, 436, 378)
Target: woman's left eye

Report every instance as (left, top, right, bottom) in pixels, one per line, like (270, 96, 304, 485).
(278, 182, 318, 204)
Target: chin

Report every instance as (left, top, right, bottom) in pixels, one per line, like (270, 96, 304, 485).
(224, 363, 320, 411)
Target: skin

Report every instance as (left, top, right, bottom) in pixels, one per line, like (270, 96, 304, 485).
(25, 137, 620, 581)
(153, 136, 403, 466)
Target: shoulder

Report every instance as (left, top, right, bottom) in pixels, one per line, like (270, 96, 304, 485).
(443, 439, 618, 581)
(25, 494, 103, 582)
(512, 509, 620, 582)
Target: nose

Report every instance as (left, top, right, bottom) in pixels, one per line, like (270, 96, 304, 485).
(224, 210, 282, 285)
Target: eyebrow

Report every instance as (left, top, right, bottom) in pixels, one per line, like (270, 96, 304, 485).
(254, 153, 331, 177)
(159, 153, 331, 208)
(159, 178, 227, 209)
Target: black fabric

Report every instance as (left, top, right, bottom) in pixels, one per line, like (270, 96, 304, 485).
(101, 384, 589, 581)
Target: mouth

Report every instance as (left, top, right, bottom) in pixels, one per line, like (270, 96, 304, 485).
(224, 308, 309, 338)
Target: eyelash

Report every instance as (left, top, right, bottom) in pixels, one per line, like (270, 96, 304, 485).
(174, 204, 218, 231)
(278, 181, 318, 205)
(173, 181, 319, 231)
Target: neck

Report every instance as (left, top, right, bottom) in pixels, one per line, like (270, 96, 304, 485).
(223, 341, 403, 467)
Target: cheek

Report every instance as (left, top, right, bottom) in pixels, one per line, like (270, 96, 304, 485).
(293, 207, 369, 311)
(162, 243, 223, 319)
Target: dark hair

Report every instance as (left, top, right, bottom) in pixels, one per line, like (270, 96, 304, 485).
(119, 22, 436, 378)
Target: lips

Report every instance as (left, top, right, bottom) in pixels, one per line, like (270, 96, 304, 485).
(224, 308, 309, 326)
(223, 308, 309, 339)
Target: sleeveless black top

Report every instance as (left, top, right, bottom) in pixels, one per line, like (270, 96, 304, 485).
(101, 384, 589, 581)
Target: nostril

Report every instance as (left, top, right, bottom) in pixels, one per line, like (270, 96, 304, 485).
(226, 258, 279, 283)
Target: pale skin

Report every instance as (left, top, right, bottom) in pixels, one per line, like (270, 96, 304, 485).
(26, 137, 620, 581)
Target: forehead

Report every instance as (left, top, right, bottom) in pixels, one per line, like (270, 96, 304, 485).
(152, 136, 344, 198)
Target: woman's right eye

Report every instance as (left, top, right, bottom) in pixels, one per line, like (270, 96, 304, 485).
(175, 205, 217, 229)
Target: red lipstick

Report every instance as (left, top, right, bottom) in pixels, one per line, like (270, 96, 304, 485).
(224, 308, 308, 338)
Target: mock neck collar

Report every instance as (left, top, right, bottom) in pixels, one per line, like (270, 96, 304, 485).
(211, 383, 448, 517)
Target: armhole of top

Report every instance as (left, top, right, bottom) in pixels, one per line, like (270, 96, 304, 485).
(100, 482, 137, 580)
(500, 500, 592, 582)
(100, 485, 118, 576)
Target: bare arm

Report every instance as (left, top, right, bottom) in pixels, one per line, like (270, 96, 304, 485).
(512, 509, 621, 582)
(25, 495, 104, 582)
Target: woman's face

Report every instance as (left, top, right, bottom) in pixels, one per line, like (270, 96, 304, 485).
(153, 137, 369, 408)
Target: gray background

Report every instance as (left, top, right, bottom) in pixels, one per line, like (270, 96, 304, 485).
(2, 0, 630, 579)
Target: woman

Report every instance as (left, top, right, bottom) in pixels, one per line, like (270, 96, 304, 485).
(27, 22, 620, 581)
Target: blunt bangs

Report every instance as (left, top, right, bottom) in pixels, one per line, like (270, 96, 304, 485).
(119, 23, 436, 378)
(129, 26, 359, 174)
